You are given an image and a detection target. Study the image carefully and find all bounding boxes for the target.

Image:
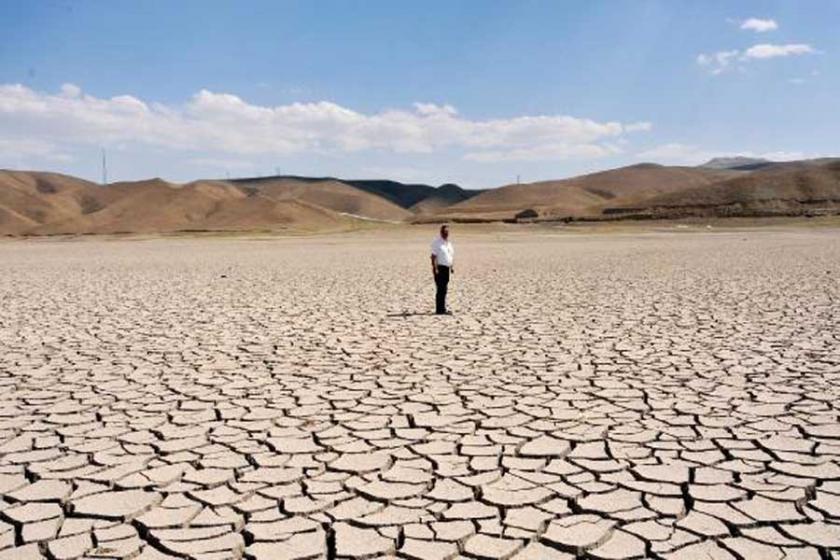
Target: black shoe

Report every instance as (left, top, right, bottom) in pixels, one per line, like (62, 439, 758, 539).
(436, 310, 452, 315)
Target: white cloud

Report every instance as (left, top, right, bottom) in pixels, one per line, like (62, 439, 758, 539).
(358, 165, 438, 183)
(0, 138, 73, 168)
(696, 50, 740, 74)
(412, 102, 457, 116)
(186, 157, 257, 171)
(697, 43, 817, 74)
(59, 83, 82, 98)
(636, 143, 811, 165)
(742, 43, 815, 59)
(740, 18, 778, 32)
(464, 143, 619, 163)
(625, 121, 653, 133)
(0, 84, 649, 166)
(758, 150, 808, 161)
(636, 143, 720, 165)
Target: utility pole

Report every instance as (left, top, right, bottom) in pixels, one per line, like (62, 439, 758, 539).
(516, 174, 520, 185)
(101, 148, 108, 185)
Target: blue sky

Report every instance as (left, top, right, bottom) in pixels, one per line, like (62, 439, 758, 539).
(0, 0, 836, 188)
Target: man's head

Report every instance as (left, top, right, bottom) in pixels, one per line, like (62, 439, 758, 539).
(440, 224, 449, 240)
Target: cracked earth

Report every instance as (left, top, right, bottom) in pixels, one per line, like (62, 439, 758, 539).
(1, 229, 839, 560)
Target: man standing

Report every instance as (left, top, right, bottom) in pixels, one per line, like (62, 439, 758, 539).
(430, 225, 455, 315)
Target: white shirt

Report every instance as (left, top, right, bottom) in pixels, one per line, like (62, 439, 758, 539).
(431, 236, 454, 267)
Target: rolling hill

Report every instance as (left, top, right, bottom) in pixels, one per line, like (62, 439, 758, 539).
(699, 156, 772, 171)
(229, 175, 480, 209)
(234, 178, 412, 222)
(434, 164, 738, 221)
(0, 173, 404, 235)
(3, 157, 840, 235)
(0, 171, 464, 235)
(0, 171, 101, 234)
(410, 184, 481, 215)
(606, 160, 840, 219)
(30, 179, 250, 234)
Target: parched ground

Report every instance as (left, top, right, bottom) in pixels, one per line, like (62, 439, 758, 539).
(1, 228, 839, 560)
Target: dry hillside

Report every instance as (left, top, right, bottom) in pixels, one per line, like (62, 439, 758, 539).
(3, 158, 840, 234)
(236, 178, 412, 222)
(437, 164, 737, 220)
(1, 173, 396, 235)
(410, 184, 478, 215)
(0, 171, 101, 234)
(611, 160, 840, 218)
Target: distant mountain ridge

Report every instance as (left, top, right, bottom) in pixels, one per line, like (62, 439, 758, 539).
(2, 156, 839, 235)
(230, 175, 480, 209)
(700, 156, 772, 170)
(606, 159, 840, 219)
(430, 163, 738, 221)
(0, 171, 480, 235)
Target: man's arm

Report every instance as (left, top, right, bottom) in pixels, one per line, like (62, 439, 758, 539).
(431, 254, 438, 277)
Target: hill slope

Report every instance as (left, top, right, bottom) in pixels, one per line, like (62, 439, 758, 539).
(0, 171, 103, 234)
(234, 178, 412, 221)
(436, 164, 737, 220)
(610, 160, 840, 218)
(1, 172, 402, 235)
(410, 184, 481, 215)
(229, 175, 476, 210)
(700, 156, 771, 171)
(4, 158, 840, 234)
(32, 179, 247, 234)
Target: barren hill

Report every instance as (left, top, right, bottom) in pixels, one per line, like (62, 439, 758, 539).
(0, 171, 102, 234)
(234, 178, 412, 222)
(700, 156, 772, 171)
(410, 184, 480, 215)
(436, 164, 737, 220)
(1, 173, 398, 235)
(609, 160, 840, 218)
(4, 157, 840, 235)
(229, 175, 476, 209)
(32, 179, 249, 234)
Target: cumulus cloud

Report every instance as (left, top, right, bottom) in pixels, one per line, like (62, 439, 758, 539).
(758, 150, 809, 161)
(742, 43, 815, 59)
(636, 143, 721, 165)
(636, 143, 810, 165)
(464, 143, 619, 163)
(0, 137, 72, 168)
(696, 50, 740, 74)
(0, 84, 649, 166)
(740, 18, 778, 32)
(358, 165, 442, 184)
(697, 43, 817, 74)
(186, 157, 257, 171)
(624, 122, 653, 133)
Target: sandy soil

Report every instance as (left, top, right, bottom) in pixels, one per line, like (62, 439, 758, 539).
(1, 229, 839, 559)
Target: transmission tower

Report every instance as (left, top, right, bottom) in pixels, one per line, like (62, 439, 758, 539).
(101, 149, 108, 185)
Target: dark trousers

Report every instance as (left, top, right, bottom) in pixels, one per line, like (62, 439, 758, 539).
(435, 265, 450, 314)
